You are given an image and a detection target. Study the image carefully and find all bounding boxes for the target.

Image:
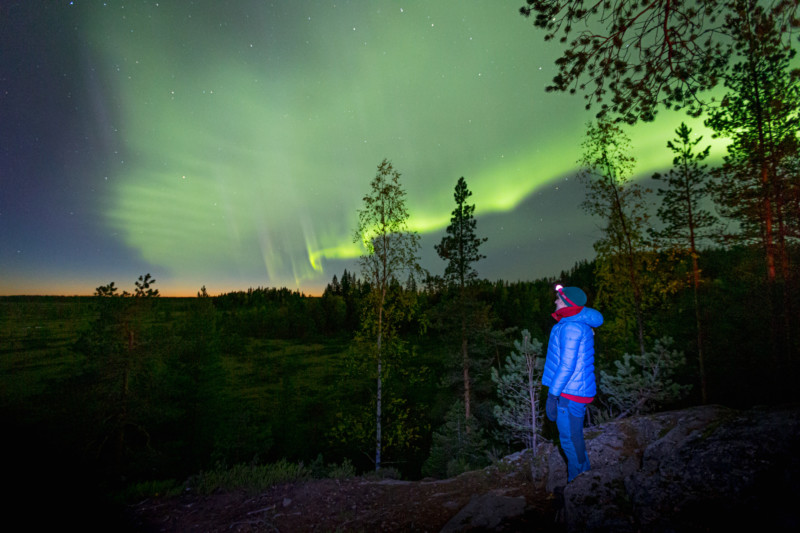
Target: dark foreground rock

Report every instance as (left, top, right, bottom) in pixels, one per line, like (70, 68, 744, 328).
(440, 492, 527, 532)
(132, 404, 800, 532)
(530, 404, 800, 532)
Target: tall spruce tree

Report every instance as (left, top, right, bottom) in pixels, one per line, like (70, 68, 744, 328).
(652, 123, 719, 403)
(436, 177, 487, 288)
(435, 177, 488, 422)
(354, 158, 423, 471)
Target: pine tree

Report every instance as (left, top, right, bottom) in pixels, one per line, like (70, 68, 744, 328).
(435, 177, 488, 422)
(164, 286, 225, 473)
(79, 274, 161, 476)
(598, 337, 692, 419)
(652, 123, 719, 403)
(325, 274, 341, 296)
(706, 3, 799, 280)
(491, 330, 545, 453)
(134, 273, 160, 297)
(705, 1, 800, 356)
(422, 400, 488, 478)
(519, 0, 798, 123)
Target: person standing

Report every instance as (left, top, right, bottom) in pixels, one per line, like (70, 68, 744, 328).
(542, 284, 603, 482)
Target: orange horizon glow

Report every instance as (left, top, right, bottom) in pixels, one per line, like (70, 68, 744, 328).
(0, 279, 325, 298)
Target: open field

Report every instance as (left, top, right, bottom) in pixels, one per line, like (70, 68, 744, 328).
(0, 296, 368, 479)
(1, 297, 93, 401)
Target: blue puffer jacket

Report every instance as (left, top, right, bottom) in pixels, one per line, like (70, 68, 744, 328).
(542, 307, 604, 398)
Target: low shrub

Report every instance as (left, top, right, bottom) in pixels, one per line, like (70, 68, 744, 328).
(189, 459, 311, 495)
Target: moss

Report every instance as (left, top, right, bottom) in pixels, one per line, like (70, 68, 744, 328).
(700, 419, 725, 440)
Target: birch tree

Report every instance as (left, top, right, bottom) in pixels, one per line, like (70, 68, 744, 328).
(354, 159, 423, 471)
(580, 120, 650, 356)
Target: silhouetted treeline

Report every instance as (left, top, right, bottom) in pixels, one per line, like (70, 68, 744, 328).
(209, 265, 592, 344)
(212, 281, 364, 339)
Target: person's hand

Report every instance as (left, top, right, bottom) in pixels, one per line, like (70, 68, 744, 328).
(546, 393, 558, 421)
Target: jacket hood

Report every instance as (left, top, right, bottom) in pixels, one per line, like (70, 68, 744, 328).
(560, 306, 604, 328)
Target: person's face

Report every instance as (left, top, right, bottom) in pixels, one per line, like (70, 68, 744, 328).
(554, 294, 568, 311)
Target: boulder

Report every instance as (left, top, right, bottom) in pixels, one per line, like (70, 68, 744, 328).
(549, 404, 800, 532)
(440, 491, 527, 532)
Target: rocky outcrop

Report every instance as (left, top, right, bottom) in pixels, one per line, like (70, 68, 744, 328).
(132, 404, 800, 532)
(538, 404, 800, 532)
(440, 492, 527, 532)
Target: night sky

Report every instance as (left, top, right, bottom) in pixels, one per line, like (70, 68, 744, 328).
(1, 1, 725, 296)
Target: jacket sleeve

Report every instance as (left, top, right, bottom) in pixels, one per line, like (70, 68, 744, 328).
(548, 322, 583, 396)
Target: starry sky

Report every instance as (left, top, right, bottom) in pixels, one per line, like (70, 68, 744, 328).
(0, 1, 725, 296)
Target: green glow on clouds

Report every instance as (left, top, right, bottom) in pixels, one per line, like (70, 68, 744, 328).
(85, 1, 726, 292)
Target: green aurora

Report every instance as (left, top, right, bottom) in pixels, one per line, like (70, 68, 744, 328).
(1, 1, 728, 295)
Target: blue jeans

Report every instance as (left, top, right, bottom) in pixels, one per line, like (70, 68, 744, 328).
(556, 396, 590, 482)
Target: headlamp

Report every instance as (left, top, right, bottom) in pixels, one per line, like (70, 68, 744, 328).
(554, 283, 578, 307)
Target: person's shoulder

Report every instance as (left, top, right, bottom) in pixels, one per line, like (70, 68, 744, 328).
(559, 319, 587, 333)
(578, 307, 604, 327)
